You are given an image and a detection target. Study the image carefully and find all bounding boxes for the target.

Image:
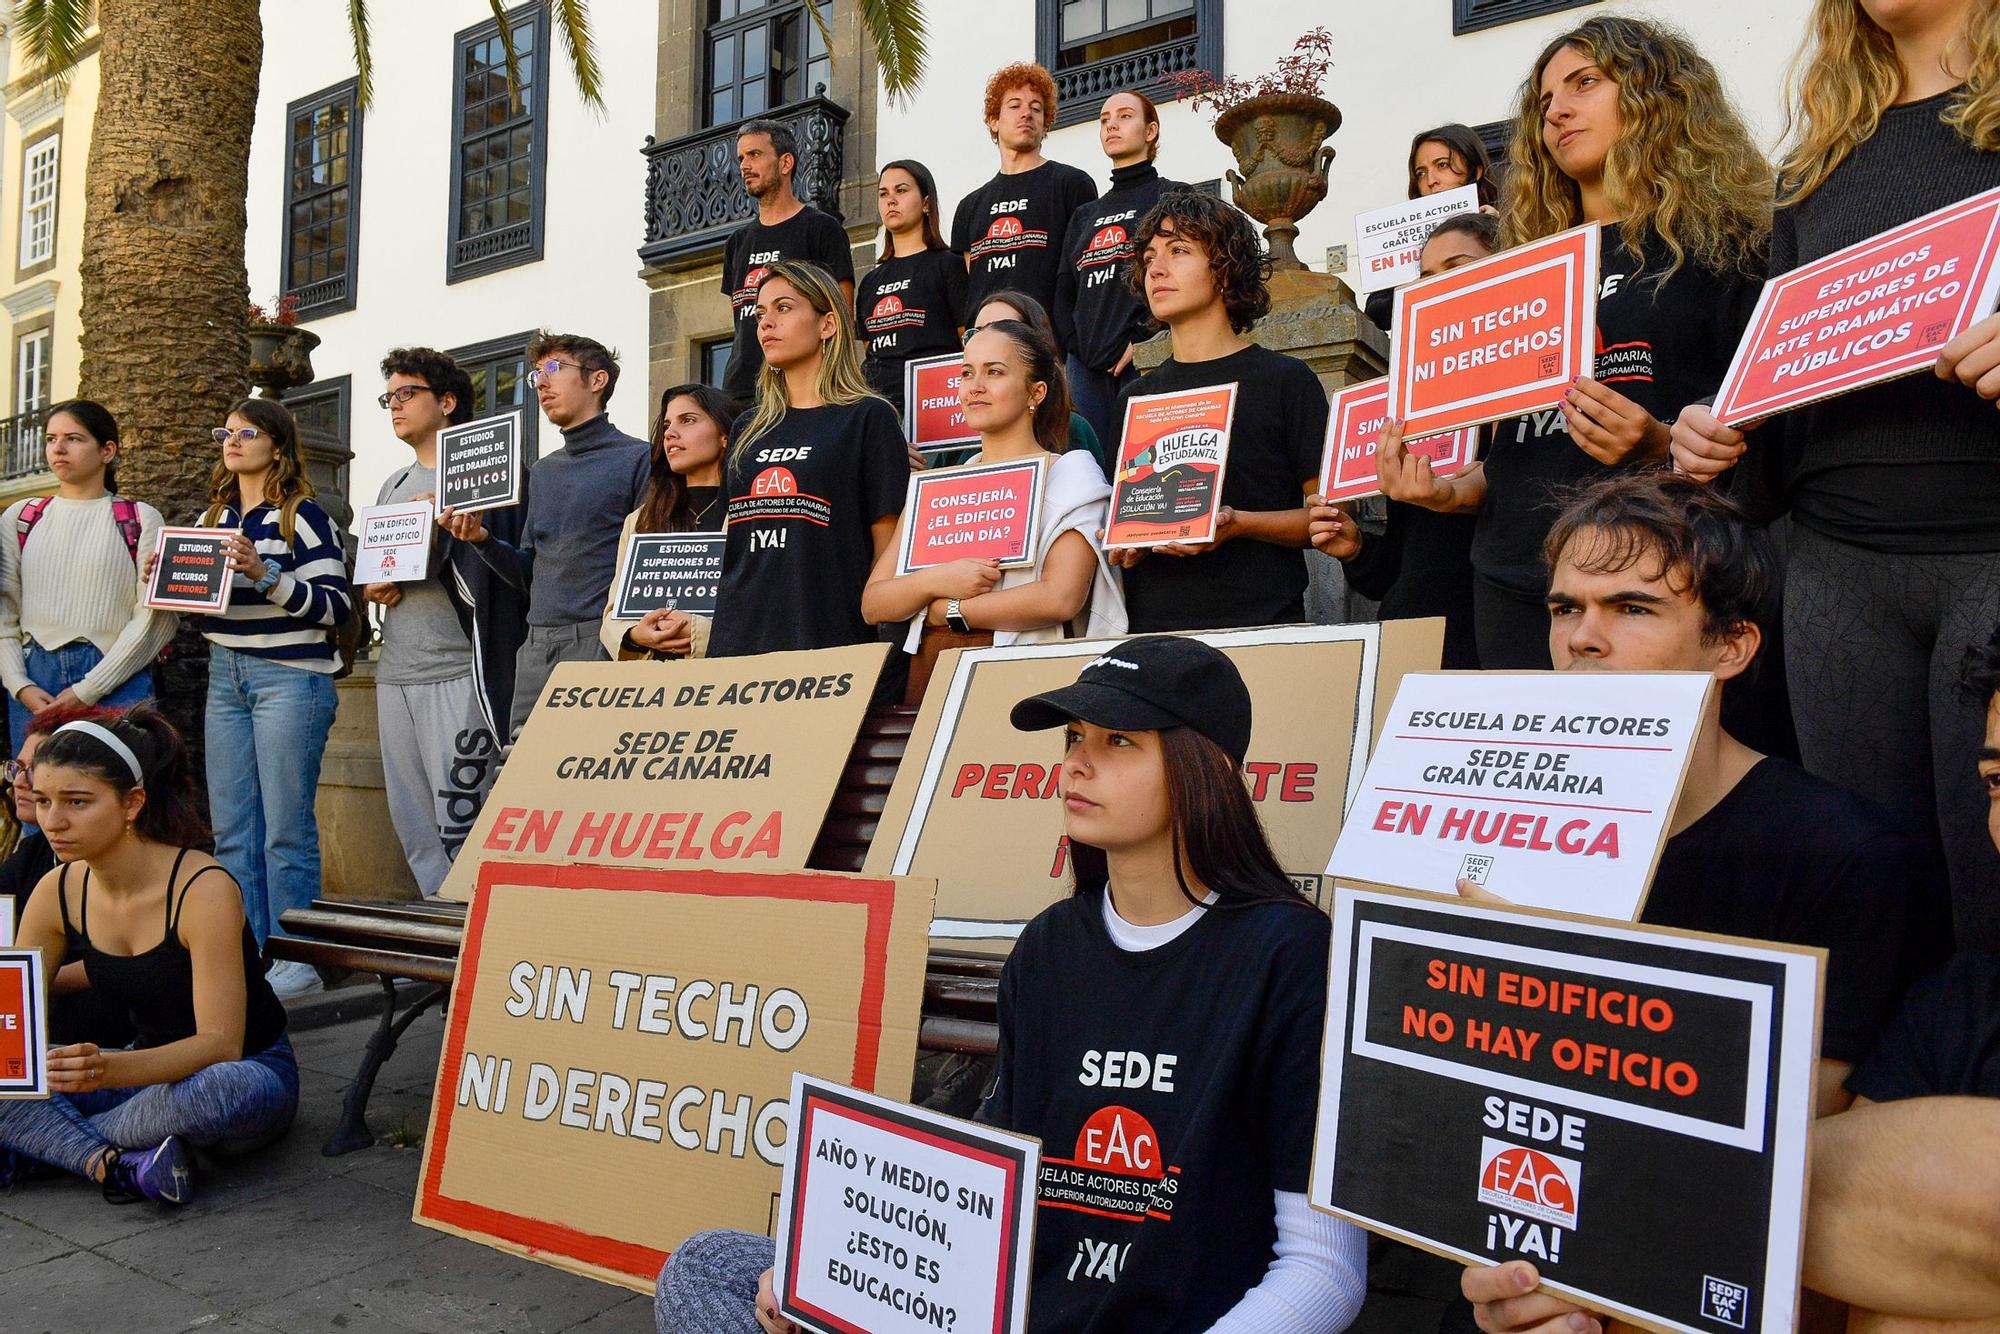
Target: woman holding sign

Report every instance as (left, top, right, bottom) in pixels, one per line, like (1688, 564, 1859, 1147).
(860, 320, 1125, 682)
(1672, 0, 2000, 946)
(0, 707, 293, 1205)
(188, 398, 352, 995)
(598, 383, 742, 662)
(1363, 124, 1500, 332)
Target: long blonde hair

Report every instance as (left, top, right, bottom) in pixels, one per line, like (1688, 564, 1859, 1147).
(731, 260, 884, 462)
(1779, 0, 2000, 203)
(1500, 15, 1772, 283)
(199, 396, 316, 543)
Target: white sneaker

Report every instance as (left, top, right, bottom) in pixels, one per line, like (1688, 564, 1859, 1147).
(266, 960, 324, 998)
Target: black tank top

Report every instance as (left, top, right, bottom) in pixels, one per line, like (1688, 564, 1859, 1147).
(58, 850, 287, 1055)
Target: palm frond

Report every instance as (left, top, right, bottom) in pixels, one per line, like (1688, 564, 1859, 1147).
(347, 0, 374, 109)
(549, 0, 606, 114)
(853, 0, 928, 103)
(487, 0, 525, 114)
(12, 0, 92, 90)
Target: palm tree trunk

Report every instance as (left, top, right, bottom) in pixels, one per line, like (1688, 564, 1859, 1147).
(77, 0, 262, 784)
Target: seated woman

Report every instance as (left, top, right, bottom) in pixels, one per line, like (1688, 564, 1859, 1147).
(598, 383, 742, 663)
(0, 707, 294, 1205)
(861, 319, 1125, 698)
(655, 636, 1367, 1334)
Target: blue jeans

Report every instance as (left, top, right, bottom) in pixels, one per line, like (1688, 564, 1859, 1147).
(205, 645, 337, 947)
(1066, 353, 1136, 458)
(8, 639, 155, 748)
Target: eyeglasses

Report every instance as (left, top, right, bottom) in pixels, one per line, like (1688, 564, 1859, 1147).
(378, 385, 436, 409)
(526, 358, 586, 388)
(4, 759, 30, 784)
(212, 428, 266, 445)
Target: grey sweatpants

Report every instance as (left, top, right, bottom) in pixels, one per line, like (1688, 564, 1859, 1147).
(655, 1229, 772, 1334)
(1785, 524, 2000, 951)
(509, 621, 608, 740)
(378, 673, 500, 896)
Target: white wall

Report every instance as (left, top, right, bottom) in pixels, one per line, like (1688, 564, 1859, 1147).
(246, 0, 658, 512)
(877, 0, 1811, 274)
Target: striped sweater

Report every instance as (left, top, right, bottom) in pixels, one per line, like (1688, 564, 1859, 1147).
(194, 498, 353, 673)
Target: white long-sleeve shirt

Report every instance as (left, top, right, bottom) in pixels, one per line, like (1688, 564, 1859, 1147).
(0, 495, 175, 703)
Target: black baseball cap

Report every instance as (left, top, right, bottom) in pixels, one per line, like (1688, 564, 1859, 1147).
(1009, 635, 1253, 763)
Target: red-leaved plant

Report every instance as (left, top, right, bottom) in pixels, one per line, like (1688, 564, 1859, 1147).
(246, 294, 302, 327)
(1164, 26, 1335, 118)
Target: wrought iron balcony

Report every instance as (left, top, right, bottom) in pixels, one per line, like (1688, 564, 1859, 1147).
(0, 412, 44, 481)
(639, 94, 849, 269)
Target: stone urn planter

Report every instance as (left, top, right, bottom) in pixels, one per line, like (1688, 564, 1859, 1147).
(1214, 93, 1340, 272)
(247, 322, 321, 397)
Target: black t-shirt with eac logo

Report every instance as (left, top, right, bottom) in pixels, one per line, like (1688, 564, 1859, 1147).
(950, 159, 1099, 321)
(719, 205, 856, 401)
(856, 248, 970, 406)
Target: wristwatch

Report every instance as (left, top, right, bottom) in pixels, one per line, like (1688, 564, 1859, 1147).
(945, 599, 971, 633)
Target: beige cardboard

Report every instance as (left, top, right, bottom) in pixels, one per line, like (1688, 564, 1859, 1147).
(414, 861, 934, 1291)
(864, 621, 1444, 950)
(439, 644, 889, 902)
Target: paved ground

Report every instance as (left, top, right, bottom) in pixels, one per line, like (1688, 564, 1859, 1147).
(0, 987, 653, 1334)
(0, 983, 1459, 1334)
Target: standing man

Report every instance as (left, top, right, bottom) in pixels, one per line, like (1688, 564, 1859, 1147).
(439, 332, 649, 739)
(951, 63, 1098, 322)
(1055, 91, 1177, 449)
(364, 349, 506, 895)
(720, 119, 855, 402)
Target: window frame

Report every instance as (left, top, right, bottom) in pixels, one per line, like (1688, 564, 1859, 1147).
(283, 374, 354, 501)
(17, 126, 61, 278)
(696, 334, 733, 391)
(446, 3, 551, 285)
(279, 78, 364, 320)
(1035, 0, 1221, 131)
(1452, 0, 1593, 35)
(446, 330, 543, 464)
(13, 324, 51, 418)
(700, 0, 832, 131)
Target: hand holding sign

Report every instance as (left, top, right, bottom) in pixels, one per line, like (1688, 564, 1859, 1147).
(1935, 309, 2000, 405)
(629, 607, 696, 656)
(1461, 1262, 1609, 1334)
(1666, 404, 1746, 483)
(1560, 378, 1669, 466)
(1306, 495, 1362, 561)
(1377, 418, 1460, 510)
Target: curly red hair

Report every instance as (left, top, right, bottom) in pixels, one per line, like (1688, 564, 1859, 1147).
(983, 63, 1058, 139)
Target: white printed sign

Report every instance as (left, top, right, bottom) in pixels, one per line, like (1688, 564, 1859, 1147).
(1352, 185, 1480, 294)
(355, 500, 435, 583)
(1326, 672, 1713, 920)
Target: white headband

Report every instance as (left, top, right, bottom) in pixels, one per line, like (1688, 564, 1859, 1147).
(54, 721, 145, 784)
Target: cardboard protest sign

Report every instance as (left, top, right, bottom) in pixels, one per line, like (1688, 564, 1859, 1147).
(865, 621, 1445, 950)
(144, 527, 233, 613)
(905, 354, 979, 455)
(1311, 887, 1821, 1334)
(1318, 377, 1481, 503)
(1326, 672, 1712, 920)
(1105, 385, 1236, 549)
(438, 411, 524, 513)
(354, 500, 434, 584)
(896, 457, 1047, 575)
(416, 862, 933, 1290)
(774, 1075, 1038, 1334)
(1713, 184, 2000, 426)
(1388, 224, 1599, 439)
(1352, 184, 1481, 294)
(438, 645, 891, 902)
(610, 532, 727, 619)
(0, 949, 48, 1098)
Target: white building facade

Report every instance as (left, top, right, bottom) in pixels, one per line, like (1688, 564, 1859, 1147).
(246, 0, 660, 517)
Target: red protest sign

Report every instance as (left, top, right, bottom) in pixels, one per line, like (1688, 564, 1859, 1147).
(0, 949, 47, 1098)
(1388, 224, 1599, 439)
(1106, 384, 1236, 549)
(1713, 185, 2000, 426)
(144, 527, 234, 614)
(1319, 377, 1481, 503)
(896, 457, 1047, 575)
(904, 354, 979, 454)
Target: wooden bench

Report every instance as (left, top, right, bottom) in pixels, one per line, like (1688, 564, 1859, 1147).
(271, 705, 1002, 1155)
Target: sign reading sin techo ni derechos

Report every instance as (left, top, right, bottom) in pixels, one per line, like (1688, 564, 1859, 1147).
(1318, 377, 1481, 504)
(904, 355, 980, 455)
(1713, 184, 2000, 426)
(144, 527, 233, 614)
(896, 457, 1047, 575)
(1326, 671, 1713, 921)
(438, 411, 524, 514)
(1351, 184, 1481, 295)
(1388, 224, 1599, 440)
(775, 1075, 1039, 1334)
(1311, 887, 1822, 1334)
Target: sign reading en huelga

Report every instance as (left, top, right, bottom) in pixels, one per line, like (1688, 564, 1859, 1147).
(0, 948, 49, 1099)
(775, 1075, 1039, 1334)
(611, 531, 727, 619)
(438, 410, 524, 514)
(1351, 183, 1480, 295)
(1311, 888, 1821, 1334)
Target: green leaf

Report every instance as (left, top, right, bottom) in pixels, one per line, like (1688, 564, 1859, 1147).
(549, 0, 606, 113)
(347, 0, 374, 109)
(487, 0, 525, 113)
(850, 0, 928, 102)
(12, 0, 91, 89)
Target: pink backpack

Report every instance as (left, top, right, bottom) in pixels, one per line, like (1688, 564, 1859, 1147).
(16, 494, 143, 563)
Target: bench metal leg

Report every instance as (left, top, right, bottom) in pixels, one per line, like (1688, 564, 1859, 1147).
(323, 976, 448, 1157)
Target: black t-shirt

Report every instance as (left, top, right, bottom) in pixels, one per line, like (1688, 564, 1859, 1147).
(1644, 757, 1930, 1063)
(1847, 953, 2000, 1100)
(1055, 162, 1177, 371)
(708, 398, 908, 658)
(719, 207, 855, 401)
(950, 160, 1099, 319)
(1748, 89, 2000, 553)
(856, 248, 969, 407)
(1472, 224, 1763, 596)
(1342, 501, 1480, 668)
(1114, 344, 1326, 631)
(0, 828, 53, 923)
(978, 890, 1329, 1334)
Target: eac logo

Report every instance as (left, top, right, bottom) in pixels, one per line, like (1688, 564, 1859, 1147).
(1476, 1136, 1581, 1230)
